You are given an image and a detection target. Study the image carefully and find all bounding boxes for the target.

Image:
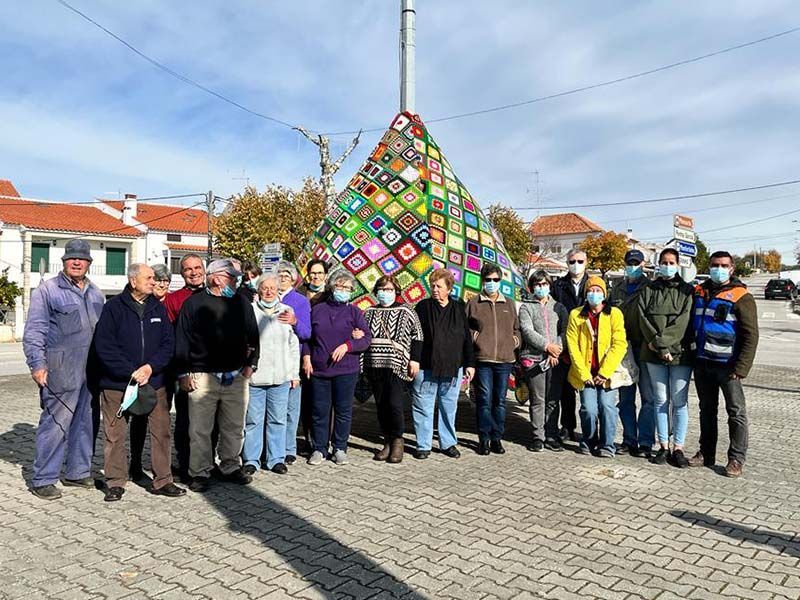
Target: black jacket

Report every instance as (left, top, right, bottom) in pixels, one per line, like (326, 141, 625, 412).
(415, 297, 475, 378)
(551, 274, 588, 313)
(93, 288, 174, 391)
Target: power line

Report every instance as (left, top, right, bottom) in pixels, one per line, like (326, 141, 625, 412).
(0, 192, 208, 207)
(698, 206, 800, 234)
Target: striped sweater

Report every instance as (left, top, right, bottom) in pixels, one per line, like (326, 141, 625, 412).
(362, 303, 424, 381)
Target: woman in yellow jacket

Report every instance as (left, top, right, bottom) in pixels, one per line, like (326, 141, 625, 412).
(566, 276, 628, 457)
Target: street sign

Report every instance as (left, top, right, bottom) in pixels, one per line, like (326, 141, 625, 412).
(673, 227, 696, 243)
(674, 214, 694, 229)
(260, 242, 283, 271)
(676, 240, 697, 257)
(679, 255, 693, 268)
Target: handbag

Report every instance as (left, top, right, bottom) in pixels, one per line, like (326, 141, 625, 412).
(607, 345, 639, 390)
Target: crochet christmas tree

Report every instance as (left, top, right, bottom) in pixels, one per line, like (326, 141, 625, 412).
(298, 111, 524, 310)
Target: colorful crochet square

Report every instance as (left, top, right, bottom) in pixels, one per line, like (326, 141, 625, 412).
(298, 111, 522, 305)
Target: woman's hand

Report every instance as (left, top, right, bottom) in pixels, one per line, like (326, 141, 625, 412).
(546, 343, 562, 357)
(584, 379, 595, 387)
(661, 352, 673, 363)
(278, 311, 297, 326)
(302, 356, 313, 378)
(464, 367, 475, 383)
(408, 361, 420, 379)
(547, 356, 559, 367)
(593, 375, 607, 387)
(290, 379, 300, 389)
(331, 343, 349, 363)
(351, 328, 365, 340)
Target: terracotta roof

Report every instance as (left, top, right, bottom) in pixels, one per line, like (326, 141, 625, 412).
(524, 253, 567, 270)
(165, 243, 210, 252)
(104, 201, 209, 234)
(0, 198, 141, 237)
(529, 213, 603, 236)
(0, 180, 20, 197)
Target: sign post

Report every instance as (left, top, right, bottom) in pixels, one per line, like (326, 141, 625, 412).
(260, 242, 283, 271)
(673, 215, 697, 281)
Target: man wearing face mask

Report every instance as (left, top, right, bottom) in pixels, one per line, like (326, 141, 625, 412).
(174, 259, 260, 492)
(688, 251, 758, 478)
(609, 249, 652, 457)
(466, 264, 521, 456)
(551, 248, 590, 442)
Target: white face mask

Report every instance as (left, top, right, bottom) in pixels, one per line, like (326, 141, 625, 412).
(568, 261, 585, 276)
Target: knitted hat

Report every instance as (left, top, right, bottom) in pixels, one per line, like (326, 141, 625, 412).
(586, 275, 607, 295)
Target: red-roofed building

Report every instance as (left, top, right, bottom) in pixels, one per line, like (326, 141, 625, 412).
(528, 212, 604, 263)
(0, 179, 21, 197)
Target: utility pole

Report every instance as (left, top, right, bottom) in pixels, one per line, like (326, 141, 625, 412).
(400, 0, 416, 113)
(206, 190, 214, 261)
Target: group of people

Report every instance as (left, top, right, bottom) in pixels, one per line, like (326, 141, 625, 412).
(22, 237, 758, 502)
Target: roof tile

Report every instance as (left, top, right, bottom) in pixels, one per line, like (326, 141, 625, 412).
(529, 212, 603, 236)
(104, 201, 209, 234)
(0, 198, 141, 237)
(0, 180, 21, 198)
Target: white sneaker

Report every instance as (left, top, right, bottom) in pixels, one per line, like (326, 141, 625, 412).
(332, 450, 348, 465)
(307, 451, 324, 465)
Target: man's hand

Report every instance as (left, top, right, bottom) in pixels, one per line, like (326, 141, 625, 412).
(131, 364, 153, 386)
(331, 343, 349, 363)
(730, 373, 743, 381)
(464, 367, 475, 383)
(241, 366, 254, 379)
(31, 369, 48, 388)
(408, 360, 420, 379)
(546, 343, 562, 357)
(351, 329, 365, 340)
(290, 379, 300, 389)
(278, 312, 297, 326)
(302, 356, 313, 378)
(179, 375, 196, 392)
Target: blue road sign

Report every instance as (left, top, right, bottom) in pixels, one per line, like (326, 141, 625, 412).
(677, 240, 697, 257)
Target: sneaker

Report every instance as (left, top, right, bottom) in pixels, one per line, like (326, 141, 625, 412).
(62, 477, 94, 489)
(578, 444, 593, 456)
(103, 486, 125, 502)
(651, 447, 669, 465)
(149, 483, 186, 497)
(414, 449, 430, 460)
(188, 476, 210, 493)
(527, 440, 544, 452)
(332, 450, 348, 465)
(441, 446, 461, 459)
(616, 443, 631, 455)
(242, 464, 257, 476)
(597, 448, 614, 458)
(285, 455, 297, 465)
(490, 440, 506, 455)
(307, 451, 324, 466)
(31, 484, 62, 500)
(725, 459, 743, 478)
(688, 451, 714, 468)
(672, 449, 689, 468)
(271, 463, 288, 475)
(221, 469, 253, 485)
(544, 439, 564, 452)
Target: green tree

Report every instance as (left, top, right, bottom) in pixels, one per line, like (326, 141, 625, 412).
(214, 178, 326, 263)
(732, 254, 753, 277)
(579, 231, 629, 275)
(695, 237, 710, 273)
(0, 268, 22, 310)
(486, 203, 531, 266)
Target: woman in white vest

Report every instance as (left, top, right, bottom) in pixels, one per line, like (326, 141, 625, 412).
(242, 272, 300, 475)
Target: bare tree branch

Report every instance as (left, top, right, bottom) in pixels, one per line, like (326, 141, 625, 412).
(330, 130, 362, 176)
(293, 126, 321, 147)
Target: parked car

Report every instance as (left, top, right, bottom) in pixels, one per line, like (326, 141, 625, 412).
(764, 278, 797, 300)
(691, 274, 710, 286)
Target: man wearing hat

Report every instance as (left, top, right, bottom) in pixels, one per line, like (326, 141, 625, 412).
(174, 258, 260, 492)
(608, 248, 653, 458)
(93, 263, 185, 501)
(23, 239, 106, 500)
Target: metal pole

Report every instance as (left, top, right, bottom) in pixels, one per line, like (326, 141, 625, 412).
(206, 190, 214, 261)
(400, 0, 416, 114)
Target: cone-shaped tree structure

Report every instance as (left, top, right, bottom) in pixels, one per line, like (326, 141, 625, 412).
(297, 111, 524, 310)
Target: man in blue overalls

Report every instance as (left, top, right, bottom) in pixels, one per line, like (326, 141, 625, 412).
(23, 239, 105, 499)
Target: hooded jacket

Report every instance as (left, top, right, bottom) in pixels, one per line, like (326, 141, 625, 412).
(637, 275, 694, 366)
(566, 302, 627, 391)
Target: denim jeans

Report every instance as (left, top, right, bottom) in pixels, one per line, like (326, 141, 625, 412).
(474, 362, 514, 442)
(243, 382, 290, 470)
(311, 373, 358, 456)
(285, 383, 301, 457)
(643, 362, 692, 447)
(616, 347, 656, 449)
(694, 360, 748, 463)
(411, 369, 462, 451)
(578, 385, 618, 454)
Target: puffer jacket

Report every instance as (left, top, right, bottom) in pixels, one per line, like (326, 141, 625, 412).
(637, 275, 694, 366)
(566, 302, 627, 391)
(518, 296, 567, 363)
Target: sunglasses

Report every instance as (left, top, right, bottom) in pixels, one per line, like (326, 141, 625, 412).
(484, 277, 501, 282)
(568, 259, 585, 265)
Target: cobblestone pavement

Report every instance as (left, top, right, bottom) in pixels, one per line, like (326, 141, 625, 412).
(1, 365, 799, 600)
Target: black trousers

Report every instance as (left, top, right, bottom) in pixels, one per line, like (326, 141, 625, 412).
(559, 368, 577, 433)
(365, 368, 407, 440)
(300, 378, 315, 448)
(694, 360, 749, 463)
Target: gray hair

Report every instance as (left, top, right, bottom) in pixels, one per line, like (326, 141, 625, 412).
(127, 263, 151, 279)
(151, 263, 172, 281)
(326, 268, 356, 292)
(276, 260, 298, 281)
(254, 271, 279, 291)
(566, 247, 587, 261)
(179, 253, 204, 270)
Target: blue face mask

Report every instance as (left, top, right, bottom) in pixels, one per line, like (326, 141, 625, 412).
(221, 284, 236, 298)
(483, 280, 501, 295)
(235, 275, 243, 288)
(257, 298, 278, 310)
(586, 291, 605, 307)
(709, 266, 731, 284)
(625, 264, 643, 279)
(246, 279, 257, 291)
(659, 264, 679, 279)
(333, 290, 350, 304)
(376, 290, 396, 307)
(533, 285, 549, 299)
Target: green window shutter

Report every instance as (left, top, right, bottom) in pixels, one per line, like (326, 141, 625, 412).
(31, 243, 50, 273)
(106, 247, 126, 275)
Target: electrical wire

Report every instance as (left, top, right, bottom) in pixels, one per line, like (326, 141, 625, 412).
(0, 192, 207, 207)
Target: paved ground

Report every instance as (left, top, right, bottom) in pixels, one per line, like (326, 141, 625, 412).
(1, 362, 799, 600)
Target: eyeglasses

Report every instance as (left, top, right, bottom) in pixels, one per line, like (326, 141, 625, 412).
(154, 280, 170, 286)
(278, 273, 293, 280)
(334, 285, 353, 292)
(484, 277, 501, 282)
(308, 271, 325, 277)
(568, 259, 585, 265)
(376, 287, 396, 293)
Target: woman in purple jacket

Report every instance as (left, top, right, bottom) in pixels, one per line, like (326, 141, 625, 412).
(302, 270, 372, 466)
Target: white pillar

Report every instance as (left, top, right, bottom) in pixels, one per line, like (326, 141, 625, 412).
(400, 0, 416, 114)
(21, 228, 31, 321)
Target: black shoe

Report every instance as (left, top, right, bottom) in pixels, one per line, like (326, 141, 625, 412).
(628, 445, 643, 458)
(188, 477, 210, 493)
(414, 450, 430, 460)
(149, 483, 186, 497)
(441, 446, 461, 459)
(285, 455, 297, 465)
(103, 486, 125, 502)
(544, 439, 564, 452)
(477, 441, 491, 456)
(271, 463, 288, 475)
(672, 449, 689, 468)
(62, 477, 94, 489)
(616, 443, 632, 455)
(221, 469, 252, 485)
(129, 464, 145, 481)
(210, 465, 224, 480)
(242, 465, 257, 476)
(31, 484, 62, 500)
(527, 440, 544, 452)
(651, 448, 669, 465)
(490, 440, 506, 455)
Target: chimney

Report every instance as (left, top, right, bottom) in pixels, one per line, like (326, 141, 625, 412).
(122, 193, 138, 225)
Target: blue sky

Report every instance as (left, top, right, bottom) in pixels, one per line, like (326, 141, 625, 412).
(1, 0, 799, 260)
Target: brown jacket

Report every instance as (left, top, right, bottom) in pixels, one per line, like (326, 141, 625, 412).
(466, 294, 521, 364)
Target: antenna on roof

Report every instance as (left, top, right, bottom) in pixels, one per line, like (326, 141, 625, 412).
(400, 0, 416, 114)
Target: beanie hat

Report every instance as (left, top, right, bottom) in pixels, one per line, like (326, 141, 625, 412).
(586, 275, 607, 295)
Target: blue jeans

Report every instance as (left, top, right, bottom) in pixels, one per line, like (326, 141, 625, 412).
(617, 347, 655, 449)
(285, 383, 301, 457)
(411, 369, 462, 451)
(644, 362, 691, 447)
(579, 385, 618, 454)
(311, 373, 358, 456)
(474, 362, 514, 442)
(243, 383, 290, 469)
